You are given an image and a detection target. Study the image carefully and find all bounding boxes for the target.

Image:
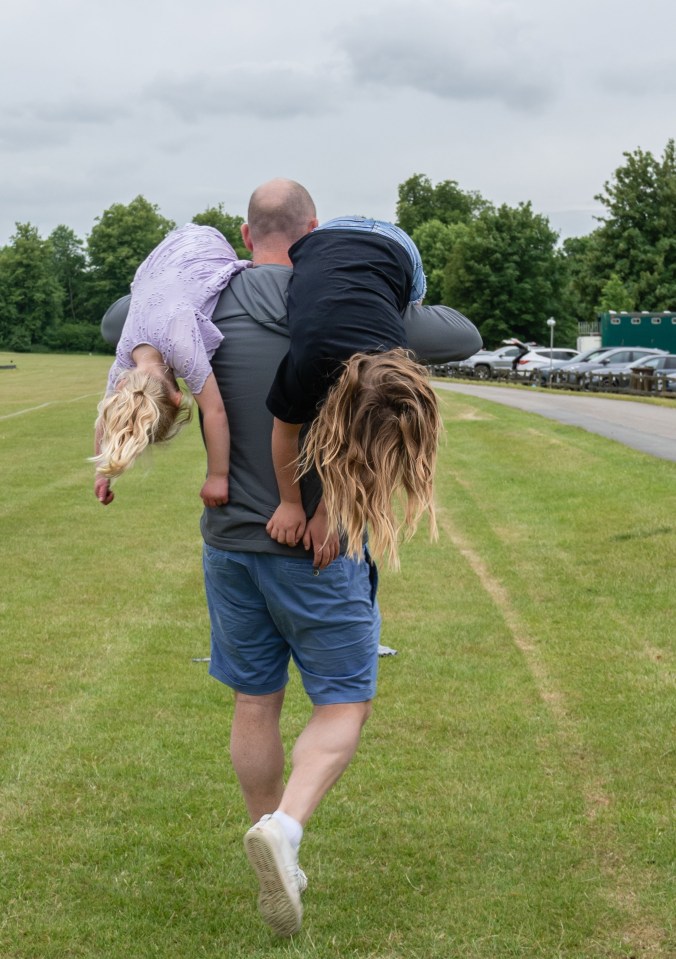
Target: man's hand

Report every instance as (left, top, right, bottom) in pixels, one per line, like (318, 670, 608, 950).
(94, 475, 114, 506)
(303, 503, 340, 569)
(266, 501, 307, 546)
(200, 474, 229, 508)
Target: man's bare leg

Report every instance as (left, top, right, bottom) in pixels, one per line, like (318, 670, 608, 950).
(230, 689, 286, 823)
(279, 700, 372, 826)
(242, 699, 372, 936)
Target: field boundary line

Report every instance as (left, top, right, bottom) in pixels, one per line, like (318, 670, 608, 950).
(0, 392, 101, 421)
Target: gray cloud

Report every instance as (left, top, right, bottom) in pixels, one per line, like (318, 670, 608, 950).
(145, 61, 347, 121)
(597, 60, 676, 98)
(1, 97, 130, 153)
(1, 0, 674, 248)
(1, 121, 71, 152)
(338, 2, 555, 111)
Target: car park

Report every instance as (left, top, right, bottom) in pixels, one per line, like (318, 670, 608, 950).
(553, 347, 666, 386)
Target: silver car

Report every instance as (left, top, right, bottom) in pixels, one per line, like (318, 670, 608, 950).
(587, 351, 676, 391)
(555, 347, 666, 386)
(537, 346, 614, 383)
(515, 348, 580, 375)
(458, 344, 535, 379)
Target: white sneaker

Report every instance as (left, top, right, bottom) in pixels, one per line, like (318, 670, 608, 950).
(244, 815, 303, 936)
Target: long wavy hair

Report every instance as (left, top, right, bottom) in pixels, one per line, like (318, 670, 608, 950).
(300, 349, 442, 570)
(92, 370, 192, 479)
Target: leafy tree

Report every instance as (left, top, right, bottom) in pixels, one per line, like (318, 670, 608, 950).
(597, 273, 635, 313)
(48, 225, 90, 324)
(396, 173, 486, 236)
(411, 219, 466, 304)
(592, 139, 676, 310)
(87, 196, 175, 322)
(560, 233, 605, 325)
(0, 224, 63, 350)
(443, 202, 573, 346)
(45, 322, 103, 353)
(192, 204, 248, 259)
(0, 247, 18, 346)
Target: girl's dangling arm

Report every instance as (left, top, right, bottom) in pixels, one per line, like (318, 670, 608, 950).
(194, 372, 230, 507)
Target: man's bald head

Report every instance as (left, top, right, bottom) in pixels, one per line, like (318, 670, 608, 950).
(246, 178, 317, 248)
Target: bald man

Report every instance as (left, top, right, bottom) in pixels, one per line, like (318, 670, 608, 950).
(101, 179, 482, 937)
(204, 179, 481, 937)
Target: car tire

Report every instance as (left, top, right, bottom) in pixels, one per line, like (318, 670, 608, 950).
(474, 364, 491, 380)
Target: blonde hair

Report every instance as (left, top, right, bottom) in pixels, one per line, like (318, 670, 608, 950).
(300, 349, 442, 570)
(92, 370, 192, 479)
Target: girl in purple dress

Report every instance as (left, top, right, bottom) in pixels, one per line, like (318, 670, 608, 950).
(92, 223, 251, 506)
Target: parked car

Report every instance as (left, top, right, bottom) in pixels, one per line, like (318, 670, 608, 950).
(554, 347, 666, 386)
(458, 343, 539, 379)
(659, 371, 676, 392)
(537, 346, 615, 384)
(586, 352, 676, 391)
(638, 354, 676, 392)
(515, 348, 579, 375)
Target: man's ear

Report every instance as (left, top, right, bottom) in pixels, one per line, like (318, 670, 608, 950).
(309, 217, 318, 231)
(241, 222, 254, 252)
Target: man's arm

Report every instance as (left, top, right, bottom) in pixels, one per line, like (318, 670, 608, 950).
(101, 294, 132, 346)
(404, 304, 482, 364)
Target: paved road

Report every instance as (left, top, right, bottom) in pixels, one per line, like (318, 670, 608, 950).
(434, 382, 676, 463)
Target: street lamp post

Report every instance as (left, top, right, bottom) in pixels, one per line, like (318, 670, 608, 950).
(546, 317, 556, 381)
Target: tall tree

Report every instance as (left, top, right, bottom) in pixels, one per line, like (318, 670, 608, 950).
(396, 173, 486, 236)
(0, 246, 19, 348)
(592, 140, 676, 310)
(443, 202, 572, 346)
(192, 204, 248, 259)
(87, 196, 175, 321)
(411, 219, 466, 304)
(597, 273, 635, 313)
(48, 225, 89, 324)
(0, 224, 63, 350)
(560, 233, 605, 325)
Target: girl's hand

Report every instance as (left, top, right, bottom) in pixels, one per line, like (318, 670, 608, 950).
(266, 501, 306, 546)
(303, 503, 340, 569)
(200, 474, 229, 508)
(94, 475, 114, 506)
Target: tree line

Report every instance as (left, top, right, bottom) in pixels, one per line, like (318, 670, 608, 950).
(1, 140, 674, 353)
(0, 201, 247, 354)
(397, 139, 676, 348)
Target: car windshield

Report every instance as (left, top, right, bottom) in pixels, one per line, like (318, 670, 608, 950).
(580, 349, 610, 362)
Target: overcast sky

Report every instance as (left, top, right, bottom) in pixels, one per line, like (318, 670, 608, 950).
(2, 0, 674, 248)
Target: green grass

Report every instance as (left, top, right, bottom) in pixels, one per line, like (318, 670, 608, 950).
(1, 353, 674, 958)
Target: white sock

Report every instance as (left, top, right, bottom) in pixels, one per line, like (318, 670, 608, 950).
(271, 809, 303, 851)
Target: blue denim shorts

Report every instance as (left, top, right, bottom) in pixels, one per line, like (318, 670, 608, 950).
(203, 545, 381, 705)
(315, 216, 427, 303)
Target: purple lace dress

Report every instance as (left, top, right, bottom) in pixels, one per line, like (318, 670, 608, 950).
(106, 223, 251, 395)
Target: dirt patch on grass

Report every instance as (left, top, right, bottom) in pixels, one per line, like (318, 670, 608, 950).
(446, 406, 497, 422)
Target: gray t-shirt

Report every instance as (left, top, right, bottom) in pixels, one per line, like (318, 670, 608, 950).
(200, 264, 482, 555)
(202, 265, 318, 556)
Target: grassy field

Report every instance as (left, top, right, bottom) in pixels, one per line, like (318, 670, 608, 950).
(1, 353, 674, 958)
